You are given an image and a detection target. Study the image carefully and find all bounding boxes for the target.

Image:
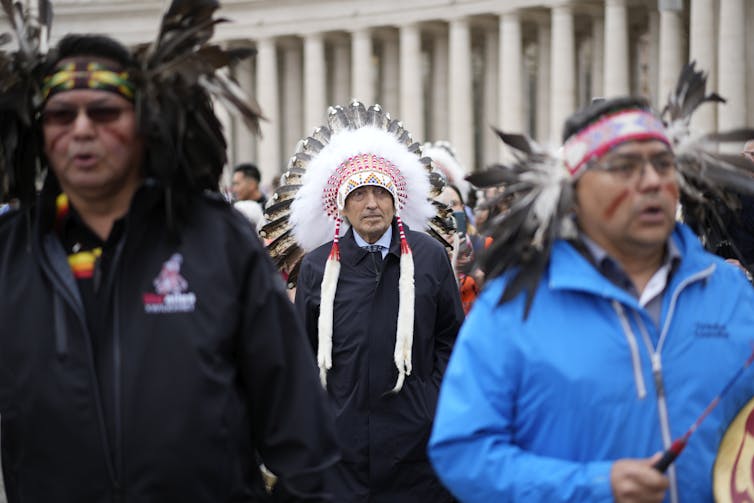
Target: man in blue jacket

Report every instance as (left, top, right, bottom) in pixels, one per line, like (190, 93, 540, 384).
(428, 96, 754, 502)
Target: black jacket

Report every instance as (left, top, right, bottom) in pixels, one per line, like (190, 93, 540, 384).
(295, 222, 463, 503)
(0, 179, 339, 502)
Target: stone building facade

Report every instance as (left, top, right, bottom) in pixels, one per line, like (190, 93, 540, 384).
(3, 0, 754, 190)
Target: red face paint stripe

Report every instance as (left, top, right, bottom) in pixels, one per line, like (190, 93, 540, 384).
(603, 189, 630, 220)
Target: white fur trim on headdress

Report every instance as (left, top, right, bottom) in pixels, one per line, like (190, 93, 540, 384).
(290, 126, 434, 252)
(391, 218, 414, 392)
(317, 253, 339, 386)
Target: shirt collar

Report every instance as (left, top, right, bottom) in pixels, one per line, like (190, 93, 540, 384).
(353, 226, 392, 256)
(578, 232, 682, 302)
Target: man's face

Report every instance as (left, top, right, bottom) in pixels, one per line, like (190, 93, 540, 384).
(42, 87, 143, 203)
(341, 185, 395, 243)
(743, 140, 754, 163)
(231, 172, 259, 201)
(438, 186, 464, 212)
(575, 140, 679, 260)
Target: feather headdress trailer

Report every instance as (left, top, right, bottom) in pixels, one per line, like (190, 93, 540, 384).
(470, 62, 754, 318)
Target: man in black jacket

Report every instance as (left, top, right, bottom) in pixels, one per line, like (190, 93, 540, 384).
(0, 15, 338, 503)
(289, 104, 464, 502)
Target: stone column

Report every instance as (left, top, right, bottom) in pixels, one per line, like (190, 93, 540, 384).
(380, 33, 400, 114)
(399, 23, 424, 139)
(536, 18, 551, 145)
(255, 37, 281, 191)
(449, 17, 474, 172)
(482, 26, 499, 167)
(351, 28, 374, 105)
(430, 28, 449, 140)
(550, 4, 576, 145)
(232, 56, 256, 168)
(591, 14, 604, 99)
(604, 0, 630, 97)
(304, 32, 327, 133)
(332, 37, 351, 105)
(499, 11, 524, 134)
(689, 0, 717, 133)
(647, 10, 660, 104)
(281, 39, 304, 157)
(718, 0, 747, 130)
(658, 1, 684, 111)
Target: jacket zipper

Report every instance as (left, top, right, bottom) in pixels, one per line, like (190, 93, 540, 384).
(611, 300, 646, 399)
(41, 234, 120, 486)
(103, 231, 129, 497)
(52, 290, 68, 358)
(612, 263, 716, 503)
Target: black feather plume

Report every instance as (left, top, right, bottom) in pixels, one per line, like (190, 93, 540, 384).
(473, 130, 575, 318)
(0, 0, 51, 205)
(664, 62, 754, 271)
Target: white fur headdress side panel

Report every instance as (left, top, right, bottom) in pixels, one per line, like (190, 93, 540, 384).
(391, 248, 415, 393)
(317, 254, 340, 387)
(290, 126, 435, 251)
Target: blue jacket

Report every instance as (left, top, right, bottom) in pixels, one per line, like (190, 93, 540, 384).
(428, 224, 754, 502)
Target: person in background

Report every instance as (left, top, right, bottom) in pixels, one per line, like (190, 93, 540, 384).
(232, 162, 267, 207)
(291, 103, 464, 502)
(436, 183, 481, 314)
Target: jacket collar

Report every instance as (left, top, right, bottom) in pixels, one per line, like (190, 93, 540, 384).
(548, 223, 715, 304)
(37, 175, 163, 229)
(340, 218, 404, 264)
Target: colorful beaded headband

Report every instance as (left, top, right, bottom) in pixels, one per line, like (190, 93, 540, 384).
(325, 153, 407, 215)
(42, 61, 135, 102)
(562, 109, 671, 177)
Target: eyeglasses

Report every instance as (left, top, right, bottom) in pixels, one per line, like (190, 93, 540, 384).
(40, 104, 130, 127)
(592, 152, 677, 182)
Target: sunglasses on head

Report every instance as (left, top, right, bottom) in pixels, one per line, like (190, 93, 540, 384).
(40, 104, 130, 127)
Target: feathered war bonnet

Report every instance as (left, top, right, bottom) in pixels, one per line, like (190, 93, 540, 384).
(470, 62, 754, 319)
(262, 101, 441, 392)
(0, 0, 262, 228)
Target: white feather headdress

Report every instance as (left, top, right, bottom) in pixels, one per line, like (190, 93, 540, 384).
(260, 101, 455, 392)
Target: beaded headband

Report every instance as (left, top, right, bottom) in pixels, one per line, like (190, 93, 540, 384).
(42, 61, 135, 102)
(332, 154, 402, 212)
(562, 109, 671, 177)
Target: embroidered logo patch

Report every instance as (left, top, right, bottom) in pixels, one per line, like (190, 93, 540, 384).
(143, 253, 196, 313)
(694, 322, 729, 339)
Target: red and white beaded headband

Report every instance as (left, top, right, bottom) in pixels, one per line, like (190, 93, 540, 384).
(562, 109, 671, 177)
(326, 154, 404, 215)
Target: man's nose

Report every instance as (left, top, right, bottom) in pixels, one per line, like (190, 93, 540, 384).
(637, 161, 664, 189)
(364, 190, 379, 206)
(71, 109, 96, 136)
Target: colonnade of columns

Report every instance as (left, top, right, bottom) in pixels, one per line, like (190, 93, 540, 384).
(225, 0, 752, 192)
